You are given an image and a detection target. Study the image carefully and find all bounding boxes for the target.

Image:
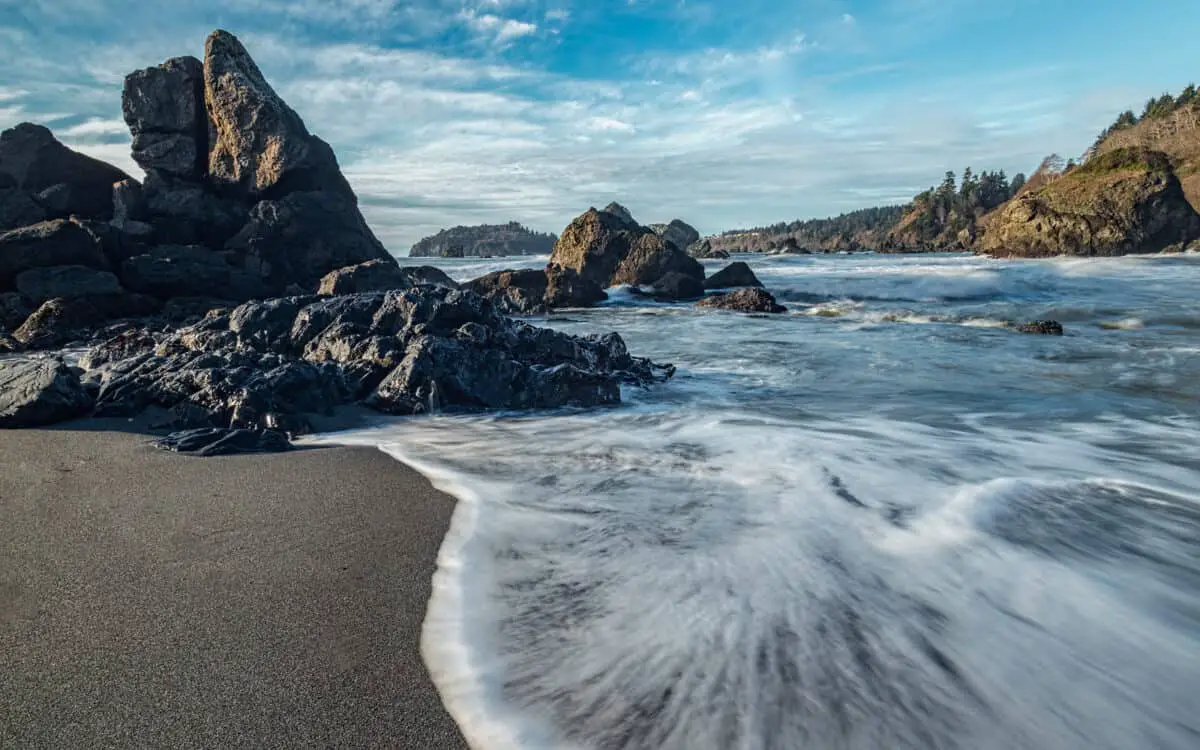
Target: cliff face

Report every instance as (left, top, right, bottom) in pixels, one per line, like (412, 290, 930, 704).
(409, 222, 556, 258)
(978, 148, 1200, 257)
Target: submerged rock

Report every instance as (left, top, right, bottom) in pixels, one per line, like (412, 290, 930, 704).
(0, 357, 93, 428)
(1015, 320, 1064, 335)
(697, 288, 787, 314)
(704, 261, 762, 290)
(153, 426, 292, 456)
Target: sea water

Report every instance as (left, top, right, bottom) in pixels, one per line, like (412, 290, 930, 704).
(310, 252, 1200, 749)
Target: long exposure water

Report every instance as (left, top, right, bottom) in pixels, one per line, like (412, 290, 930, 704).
(312, 252, 1200, 750)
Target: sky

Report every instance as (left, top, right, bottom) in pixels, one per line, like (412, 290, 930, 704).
(1, 0, 1198, 255)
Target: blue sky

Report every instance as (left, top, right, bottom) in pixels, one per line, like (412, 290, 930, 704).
(2, 0, 1197, 254)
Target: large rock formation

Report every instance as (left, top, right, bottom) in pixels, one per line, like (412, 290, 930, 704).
(410, 222, 557, 258)
(649, 219, 700, 253)
(0, 123, 131, 224)
(0, 357, 94, 428)
(123, 56, 209, 180)
(979, 148, 1200, 257)
(466, 264, 608, 314)
(704, 261, 762, 290)
(550, 204, 704, 289)
(78, 286, 672, 433)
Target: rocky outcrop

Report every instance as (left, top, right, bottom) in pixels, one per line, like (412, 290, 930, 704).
(704, 261, 762, 290)
(123, 56, 208, 179)
(15, 265, 123, 304)
(650, 219, 700, 253)
(687, 239, 729, 260)
(0, 123, 130, 222)
(0, 292, 30, 331)
(154, 427, 292, 455)
(410, 222, 557, 258)
(979, 148, 1200, 257)
(317, 259, 455, 295)
(544, 264, 607, 308)
(0, 220, 111, 287)
(696, 288, 787, 314)
(649, 271, 705, 300)
(13, 295, 161, 349)
(0, 357, 93, 428)
(550, 205, 704, 290)
(1015, 320, 1064, 335)
(77, 286, 671, 433)
(465, 269, 549, 314)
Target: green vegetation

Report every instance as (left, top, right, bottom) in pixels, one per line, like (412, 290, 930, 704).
(889, 167, 1025, 249)
(1091, 82, 1199, 150)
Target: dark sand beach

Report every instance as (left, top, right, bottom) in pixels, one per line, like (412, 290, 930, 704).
(0, 420, 468, 749)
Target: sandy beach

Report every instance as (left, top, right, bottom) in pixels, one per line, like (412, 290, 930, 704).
(0, 419, 468, 749)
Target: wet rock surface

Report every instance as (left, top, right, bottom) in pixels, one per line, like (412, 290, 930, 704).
(704, 261, 763, 290)
(153, 427, 292, 456)
(0, 357, 94, 428)
(550, 205, 704, 290)
(1015, 320, 1064, 335)
(697, 287, 787, 314)
(317, 259, 455, 296)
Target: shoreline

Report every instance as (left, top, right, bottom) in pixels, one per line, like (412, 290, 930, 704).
(0, 418, 468, 749)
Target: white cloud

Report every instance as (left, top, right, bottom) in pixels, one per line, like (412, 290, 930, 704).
(457, 10, 539, 44)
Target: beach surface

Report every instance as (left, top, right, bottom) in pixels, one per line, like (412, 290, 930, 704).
(0, 419, 467, 749)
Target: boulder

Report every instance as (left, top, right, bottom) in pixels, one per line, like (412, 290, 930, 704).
(0, 220, 109, 288)
(704, 261, 763, 290)
(687, 239, 729, 260)
(465, 269, 549, 314)
(0, 123, 130, 220)
(0, 187, 46, 232)
(650, 219, 700, 252)
(0, 357, 94, 428)
(1015, 320, 1064, 335)
(111, 178, 146, 224)
(153, 427, 292, 456)
(13, 294, 162, 349)
(979, 148, 1200, 257)
(696, 288, 787, 314)
(123, 56, 208, 179)
(544, 264, 607, 308)
(121, 245, 235, 299)
(224, 190, 391, 292)
(1, 291, 31, 331)
(33, 183, 73, 217)
(141, 170, 246, 247)
(650, 271, 705, 300)
(317, 259, 454, 296)
(204, 30, 351, 198)
(550, 206, 704, 289)
(15, 265, 124, 304)
(602, 202, 637, 227)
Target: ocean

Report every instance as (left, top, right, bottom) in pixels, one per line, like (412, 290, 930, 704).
(309, 252, 1200, 750)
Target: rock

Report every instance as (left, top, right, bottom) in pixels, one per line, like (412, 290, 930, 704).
(465, 269, 549, 314)
(1015, 320, 1064, 335)
(0, 220, 109, 288)
(123, 56, 208, 179)
(602, 202, 637, 226)
(704, 261, 763, 290)
(75, 217, 154, 269)
(162, 296, 234, 323)
(1, 291, 31, 331)
(650, 271, 705, 300)
(33, 183, 72, 217)
(650, 219, 701, 253)
(687, 239, 729, 260)
(140, 170, 246, 248)
(224, 190, 391, 292)
(317, 259, 455, 296)
(0, 123, 130, 220)
(443, 244, 465, 258)
(13, 294, 162, 349)
(409, 223, 557, 258)
(770, 237, 810, 255)
(82, 286, 672, 429)
(153, 427, 292, 456)
(15, 265, 124, 304)
(111, 179, 146, 224)
(79, 328, 162, 371)
(0, 187, 46, 232)
(121, 244, 234, 299)
(697, 288, 787, 314)
(0, 332, 21, 353)
(204, 30, 350, 198)
(550, 206, 704, 290)
(544, 264, 607, 308)
(979, 148, 1200, 257)
(0, 357, 94, 428)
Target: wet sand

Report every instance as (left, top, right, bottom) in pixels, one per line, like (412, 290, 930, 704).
(0, 419, 468, 749)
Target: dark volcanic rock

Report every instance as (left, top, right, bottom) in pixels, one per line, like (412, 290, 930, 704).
(225, 190, 390, 292)
(1015, 320, 1064, 335)
(650, 271, 705, 300)
(0, 357, 93, 428)
(121, 244, 236, 299)
(0, 123, 130, 221)
(111, 178, 146, 224)
(153, 427, 292, 456)
(1, 292, 31, 331)
(704, 261, 763, 290)
(0, 187, 46, 232)
(687, 239, 729, 260)
(317, 259, 454, 296)
(650, 219, 700, 253)
(14, 294, 161, 349)
(544, 264, 607, 308)
(465, 269, 549, 314)
(141, 170, 246, 248)
(123, 56, 207, 179)
(697, 288, 787, 314)
(0, 220, 109, 288)
(15, 265, 124, 304)
(85, 286, 672, 430)
(550, 206, 704, 289)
